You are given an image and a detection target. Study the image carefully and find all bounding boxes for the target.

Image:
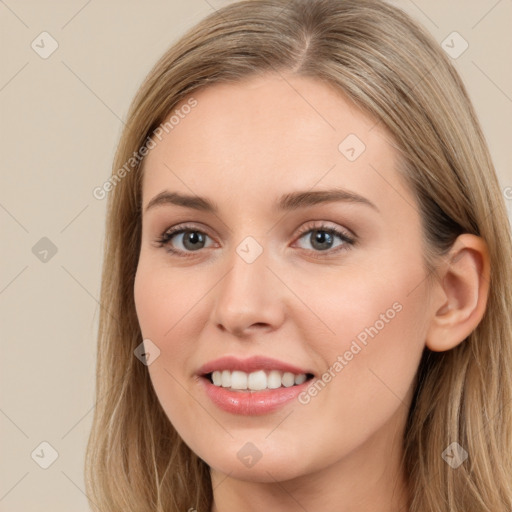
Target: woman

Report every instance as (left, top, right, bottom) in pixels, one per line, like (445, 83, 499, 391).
(85, 1, 512, 510)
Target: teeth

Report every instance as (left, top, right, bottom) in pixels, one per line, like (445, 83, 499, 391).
(294, 373, 307, 385)
(267, 370, 282, 389)
(212, 371, 222, 386)
(230, 370, 247, 390)
(209, 370, 309, 391)
(248, 370, 267, 391)
(221, 370, 231, 388)
(282, 372, 295, 387)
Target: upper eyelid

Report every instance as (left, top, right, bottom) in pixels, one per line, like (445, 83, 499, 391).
(295, 221, 354, 237)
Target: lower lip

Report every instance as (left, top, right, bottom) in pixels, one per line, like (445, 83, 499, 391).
(200, 377, 311, 415)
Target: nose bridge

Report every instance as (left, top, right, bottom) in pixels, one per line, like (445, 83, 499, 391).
(211, 235, 284, 335)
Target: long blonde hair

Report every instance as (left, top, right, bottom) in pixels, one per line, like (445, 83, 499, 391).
(84, 1, 512, 510)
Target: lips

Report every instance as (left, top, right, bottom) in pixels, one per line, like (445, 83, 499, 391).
(197, 355, 314, 376)
(197, 356, 315, 415)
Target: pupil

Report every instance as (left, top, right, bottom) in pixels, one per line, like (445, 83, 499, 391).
(312, 230, 332, 251)
(184, 231, 204, 250)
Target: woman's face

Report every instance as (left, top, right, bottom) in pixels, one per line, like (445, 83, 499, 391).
(134, 74, 433, 483)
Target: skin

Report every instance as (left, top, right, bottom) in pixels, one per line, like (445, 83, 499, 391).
(133, 73, 490, 512)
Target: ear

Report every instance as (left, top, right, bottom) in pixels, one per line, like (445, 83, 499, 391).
(425, 234, 490, 352)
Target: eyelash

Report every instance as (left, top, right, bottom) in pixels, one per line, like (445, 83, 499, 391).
(154, 222, 356, 259)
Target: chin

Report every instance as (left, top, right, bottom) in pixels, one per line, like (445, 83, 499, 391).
(210, 457, 308, 483)
(199, 439, 317, 483)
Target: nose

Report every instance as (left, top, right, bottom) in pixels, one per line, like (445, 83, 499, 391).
(210, 242, 286, 338)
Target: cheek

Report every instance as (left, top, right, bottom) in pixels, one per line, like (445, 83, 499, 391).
(134, 259, 160, 337)
(317, 236, 428, 354)
(291, 254, 428, 431)
(134, 259, 204, 343)
(133, 258, 212, 380)
(133, 260, 197, 405)
(133, 262, 205, 435)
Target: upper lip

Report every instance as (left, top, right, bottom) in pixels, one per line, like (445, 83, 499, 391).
(198, 356, 314, 376)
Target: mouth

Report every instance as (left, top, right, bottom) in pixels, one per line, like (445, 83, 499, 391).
(197, 355, 316, 415)
(202, 369, 315, 392)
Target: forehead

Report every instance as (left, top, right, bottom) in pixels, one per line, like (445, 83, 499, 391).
(141, 73, 408, 214)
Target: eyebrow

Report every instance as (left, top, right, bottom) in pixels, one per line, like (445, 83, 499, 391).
(144, 188, 379, 214)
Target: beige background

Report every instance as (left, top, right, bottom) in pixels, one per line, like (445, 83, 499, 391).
(1, 0, 511, 510)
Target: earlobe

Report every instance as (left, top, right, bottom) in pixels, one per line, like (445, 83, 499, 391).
(425, 234, 490, 352)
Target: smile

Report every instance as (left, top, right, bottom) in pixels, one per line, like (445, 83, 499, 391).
(197, 356, 316, 415)
(207, 369, 312, 391)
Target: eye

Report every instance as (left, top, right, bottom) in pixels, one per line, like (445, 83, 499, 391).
(154, 221, 355, 258)
(293, 223, 355, 254)
(155, 224, 214, 256)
